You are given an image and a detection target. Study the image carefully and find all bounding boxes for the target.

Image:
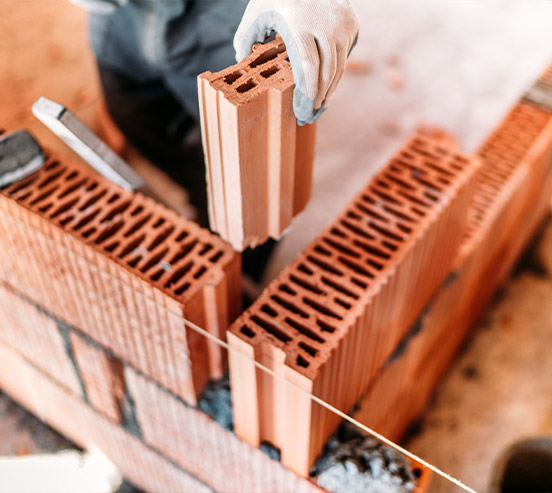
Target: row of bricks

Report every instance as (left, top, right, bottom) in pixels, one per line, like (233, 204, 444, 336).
(198, 37, 317, 251)
(0, 147, 241, 405)
(0, 272, 431, 492)
(353, 94, 552, 439)
(0, 286, 324, 493)
(227, 132, 482, 475)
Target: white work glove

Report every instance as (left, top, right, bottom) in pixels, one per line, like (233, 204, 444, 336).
(70, 0, 127, 14)
(234, 0, 359, 125)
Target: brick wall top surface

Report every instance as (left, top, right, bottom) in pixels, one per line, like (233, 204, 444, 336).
(0, 150, 236, 305)
(466, 101, 552, 242)
(229, 134, 480, 378)
(199, 37, 293, 105)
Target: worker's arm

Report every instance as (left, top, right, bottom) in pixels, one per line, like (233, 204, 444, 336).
(234, 0, 359, 125)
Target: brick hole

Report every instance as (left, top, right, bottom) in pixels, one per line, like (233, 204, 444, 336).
(314, 245, 331, 256)
(323, 237, 360, 258)
(296, 355, 310, 368)
(317, 320, 336, 333)
(199, 243, 213, 256)
(174, 281, 191, 295)
(375, 179, 391, 190)
(279, 283, 297, 296)
(193, 265, 207, 279)
(261, 304, 278, 317)
(82, 227, 97, 238)
(251, 315, 292, 342)
(383, 205, 417, 222)
(175, 231, 189, 242)
(423, 191, 439, 202)
(170, 239, 199, 264)
(29, 186, 60, 206)
(249, 44, 286, 68)
(126, 256, 141, 269)
(396, 223, 412, 234)
(337, 256, 374, 278)
(383, 172, 416, 191)
(107, 193, 120, 204)
(94, 221, 124, 245)
(79, 189, 108, 211)
(340, 219, 375, 240)
(241, 326, 256, 338)
(37, 168, 65, 189)
(382, 240, 398, 252)
(334, 297, 351, 309)
(416, 177, 443, 192)
(397, 190, 431, 209)
(152, 218, 165, 229)
(424, 160, 454, 177)
(299, 342, 317, 356)
(306, 254, 343, 277)
(289, 274, 324, 295)
(370, 187, 402, 206)
(59, 215, 75, 227)
(124, 214, 153, 237)
(65, 171, 79, 181)
(73, 210, 100, 231)
(58, 178, 87, 199)
(148, 226, 175, 250)
(210, 250, 223, 263)
(284, 317, 325, 343)
(271, 294, 309, 318)
(260, 66, 280, 78)
(369, 221, 405, 242)
(224, 70, 244, 84)
(164, 261, 193, 288)
(150, 268, 165, 281)
(236, 80, 257, 93)
(330, 227, 347, 238)
(356, 201, 389, 223)
(101, 200, 132, 223)
(140, 248, 169, 274)
(321, 276, 359, 300)
(352, 240, 390, 259)
(37, 202, 52, 213)
(130, 205, 144, 216)
(44, 160, 61, 171)
(104, 241, 120, 253)
(297, 263, 314, 275)
(346, 210, 362, 220)
(367, 258, 384, 271)
(302, 297, 342, 320)
(50, 197, 79, 219)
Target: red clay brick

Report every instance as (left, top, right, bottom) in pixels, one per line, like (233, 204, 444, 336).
(69, 332, 124, 422)
(228, 133, 482, 475)
(354, 88, 552, 441)
(198, 38, 317, 251)
(0, 150, 241, 404)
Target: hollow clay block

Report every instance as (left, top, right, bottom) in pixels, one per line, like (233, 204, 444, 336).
(69, 332, 125, 423)
(198, 38, 317, 251)
(353, 77, 552, 442)
(228, 132, 482, 476)
(0, 150, 241, 405)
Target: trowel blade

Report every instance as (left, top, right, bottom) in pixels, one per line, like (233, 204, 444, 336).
(0, 130, 45, 188)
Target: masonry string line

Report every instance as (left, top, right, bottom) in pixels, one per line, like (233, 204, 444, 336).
(178, 314, 479, 493)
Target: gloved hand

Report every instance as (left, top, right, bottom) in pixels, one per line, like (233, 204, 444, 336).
(234, 0, 359, 125)
(70, 0, 127, 14)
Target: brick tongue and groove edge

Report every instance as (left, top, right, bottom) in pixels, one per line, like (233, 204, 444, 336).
(0, 145, 241, 405)
(198, 37, 317, 251)
(228, 133, 482, 475)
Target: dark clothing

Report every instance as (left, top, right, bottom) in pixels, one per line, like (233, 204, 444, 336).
(89, 1, 248, 225)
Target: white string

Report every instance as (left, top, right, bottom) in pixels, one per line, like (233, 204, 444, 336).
(180, 316, 478, 493)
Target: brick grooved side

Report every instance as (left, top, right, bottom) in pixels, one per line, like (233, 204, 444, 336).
(198, 38, 317, 251)
(0, 150, 241, 404)
(352, 70, 552, 441)
(228, 132, 482, 475)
